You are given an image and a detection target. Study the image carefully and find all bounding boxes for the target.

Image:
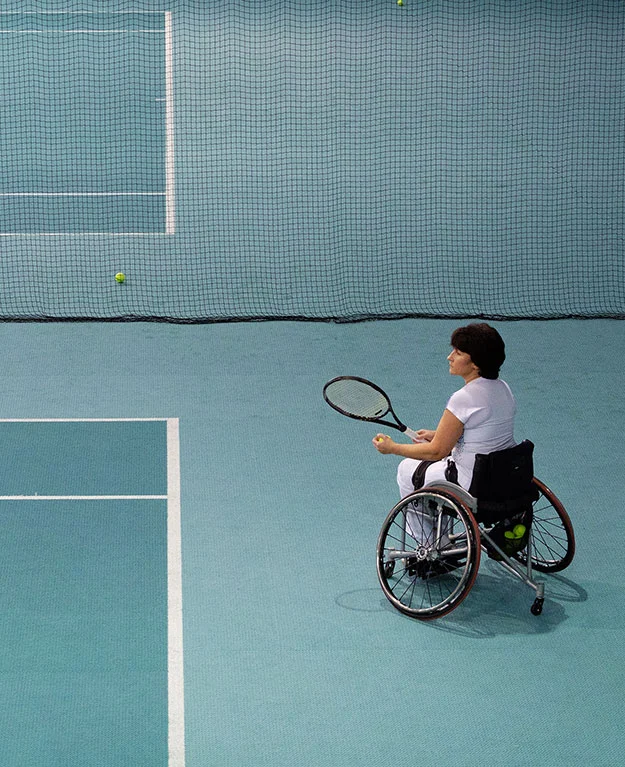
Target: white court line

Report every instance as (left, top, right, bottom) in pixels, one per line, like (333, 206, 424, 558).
(0, 10, 165, 13)
(0, 417, 169, 422)
(0, 193, 166, 197)
(0, 30, 166, 34)
(0, 416, 185, 767)
(164, 11, 175, 235)
(167, 418, 185, 767)
(0, 233, 172, 237)
(0, 495, 167, 500)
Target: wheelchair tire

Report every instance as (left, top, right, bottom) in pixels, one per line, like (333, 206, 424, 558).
(377, 487, 481, 620)
(512, 478, 575, 573)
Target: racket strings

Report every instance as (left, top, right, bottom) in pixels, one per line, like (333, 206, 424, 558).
(325, 379, 390, 419)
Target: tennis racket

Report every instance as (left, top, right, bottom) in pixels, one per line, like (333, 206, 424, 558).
(323, 376, 419, 441)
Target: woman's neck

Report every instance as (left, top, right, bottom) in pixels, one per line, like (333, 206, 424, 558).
(463, 372, 481, 385)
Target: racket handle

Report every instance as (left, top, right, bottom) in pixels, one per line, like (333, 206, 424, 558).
(404, 427, 423, 442)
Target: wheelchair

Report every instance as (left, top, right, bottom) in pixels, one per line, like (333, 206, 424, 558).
(376, 441, 575, 620)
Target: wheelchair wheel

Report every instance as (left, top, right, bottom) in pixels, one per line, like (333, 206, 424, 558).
(376, 487, 481, 620)
(512, 478, 575, 573)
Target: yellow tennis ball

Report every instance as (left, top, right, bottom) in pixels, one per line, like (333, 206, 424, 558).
(504, 524, 526, 540)
(115, 272, 126, 283)
(397, 0, 404, 5)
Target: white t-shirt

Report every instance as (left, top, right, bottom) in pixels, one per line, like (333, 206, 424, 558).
(446, 377, 517, 488)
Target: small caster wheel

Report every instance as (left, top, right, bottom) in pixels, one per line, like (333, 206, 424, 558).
(531, 598, 544, 616)
(383, 561, 395, 578)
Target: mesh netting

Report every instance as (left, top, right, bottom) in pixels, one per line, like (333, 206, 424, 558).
(0, 0, 623, 321)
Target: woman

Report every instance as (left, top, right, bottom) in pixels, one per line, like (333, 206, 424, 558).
(373, 323, 516, 496)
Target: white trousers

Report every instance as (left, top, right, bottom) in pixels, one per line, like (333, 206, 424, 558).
(396, 457, 449, 499)
(397, 458, 451, 546)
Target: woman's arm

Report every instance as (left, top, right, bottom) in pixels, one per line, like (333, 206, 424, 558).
(372, 409, 463, 461)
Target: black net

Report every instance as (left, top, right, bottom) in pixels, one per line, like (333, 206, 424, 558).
(0, 0, 623, 321)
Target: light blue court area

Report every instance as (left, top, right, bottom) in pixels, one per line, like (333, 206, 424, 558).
(0, 12, 171, 235)
(0, 418, 182, 767)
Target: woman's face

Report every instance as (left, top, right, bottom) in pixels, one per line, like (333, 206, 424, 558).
(447, 347, 479, 379)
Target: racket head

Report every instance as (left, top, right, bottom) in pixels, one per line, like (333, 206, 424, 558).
(323, 376, 395, 424)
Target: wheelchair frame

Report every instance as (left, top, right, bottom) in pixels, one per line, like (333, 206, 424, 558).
(376, 477, 575, 620)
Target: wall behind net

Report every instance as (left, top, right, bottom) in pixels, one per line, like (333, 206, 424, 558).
(0, 0, 623, 321)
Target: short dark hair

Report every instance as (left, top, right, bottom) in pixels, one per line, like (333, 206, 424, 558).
(450, 323, 506, 380)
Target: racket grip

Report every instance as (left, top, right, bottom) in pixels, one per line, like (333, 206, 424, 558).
(404, 427, 424, 442)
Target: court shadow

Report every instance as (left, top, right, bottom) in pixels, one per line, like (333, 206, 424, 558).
(424, 564, 588, 638)
(335, 588, 388, 613)
(335, 565, 587, 638)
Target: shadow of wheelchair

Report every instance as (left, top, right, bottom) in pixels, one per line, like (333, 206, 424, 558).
(417, 564, 588, 638)
(334, 566, 587, 638)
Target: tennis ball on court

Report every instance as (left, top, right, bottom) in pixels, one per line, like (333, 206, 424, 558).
(115, 272, 126, 283)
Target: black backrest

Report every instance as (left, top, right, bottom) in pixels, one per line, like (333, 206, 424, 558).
(469, 440, 539, 522)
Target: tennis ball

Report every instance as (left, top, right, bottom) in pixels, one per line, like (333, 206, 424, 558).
(397, 0, 404, 6)
(115, 272, 126, 283)
(504, 524, 526, 540)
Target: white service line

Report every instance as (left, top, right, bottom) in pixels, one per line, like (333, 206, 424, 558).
(0, 193, 166, 197)
(0, 417, 170, 422)
(0, 495, 167, 501)
(164, 11, 175, 235)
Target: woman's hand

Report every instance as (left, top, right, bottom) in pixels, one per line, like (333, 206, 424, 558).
(372, 434, 397, 454)
(372, 410, 463, 462)
(414, 429, 435, 443)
